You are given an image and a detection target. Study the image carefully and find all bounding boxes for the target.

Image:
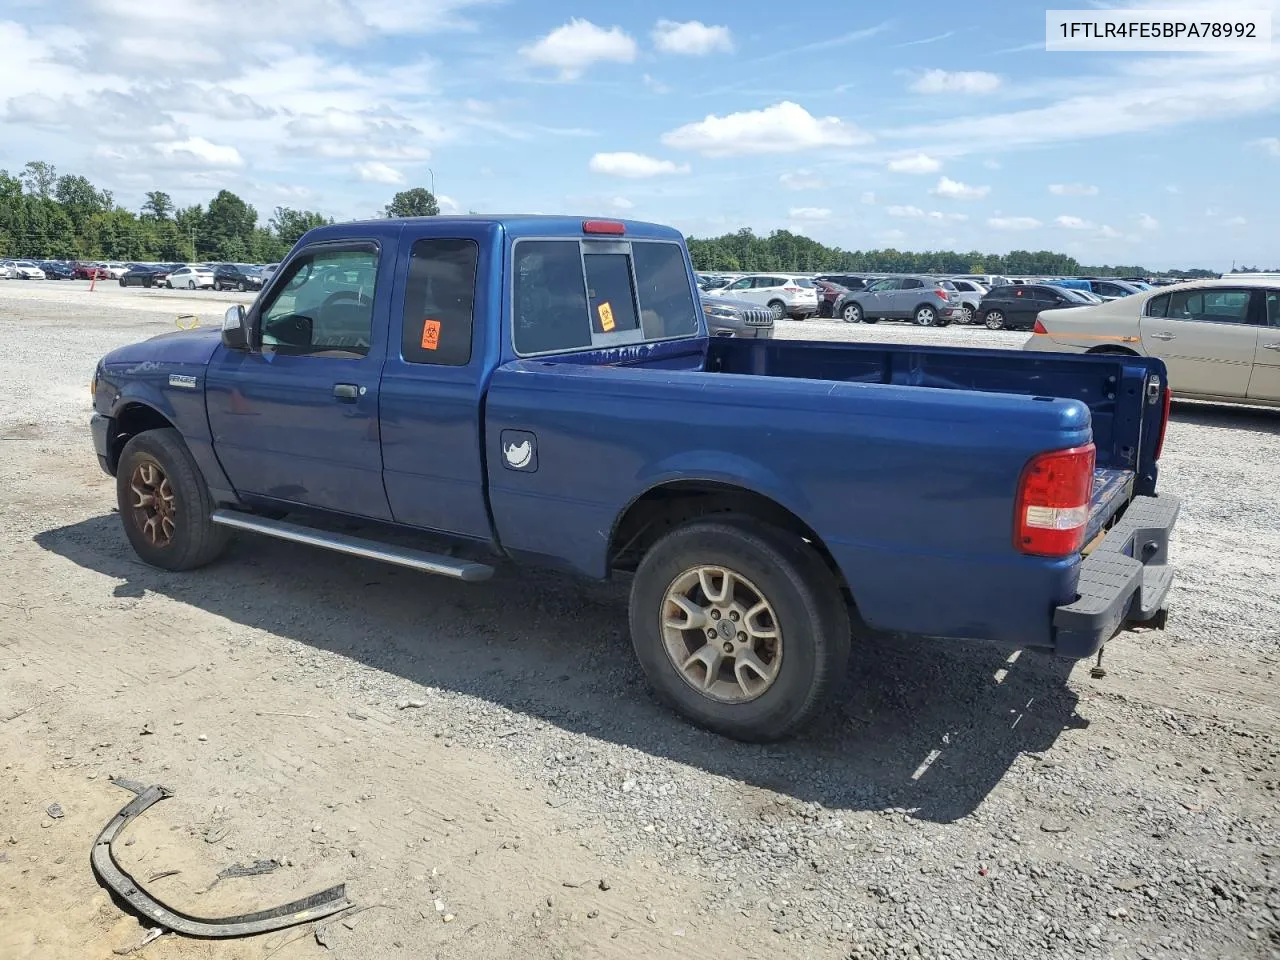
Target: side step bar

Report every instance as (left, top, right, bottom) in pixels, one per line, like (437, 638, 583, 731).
(210, 510, 495, 582)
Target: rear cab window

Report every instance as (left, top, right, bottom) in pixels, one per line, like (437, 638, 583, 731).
(513, 238, 699, 356)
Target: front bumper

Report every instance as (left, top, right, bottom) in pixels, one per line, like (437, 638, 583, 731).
(91, 413, 115, 475)
(1053, 494, 1180, 657)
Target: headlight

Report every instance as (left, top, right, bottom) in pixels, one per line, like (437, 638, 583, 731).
(702, 303, 740, 319)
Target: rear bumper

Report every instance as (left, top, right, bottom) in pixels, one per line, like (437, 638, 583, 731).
(1052, 494, 1180, 657)
(91, 413, 114, 475)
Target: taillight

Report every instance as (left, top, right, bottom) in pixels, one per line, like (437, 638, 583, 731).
(1154, 386, 1172, 460)
(1014, 444, 1096, 557)
(783, 285, 800, 292)
(1033, 318, 1048, 335)
(935, 288, 949, 299)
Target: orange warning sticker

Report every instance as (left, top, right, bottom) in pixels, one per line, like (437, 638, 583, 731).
(421, 318, 441, 350)
(597, 301, 615, 332)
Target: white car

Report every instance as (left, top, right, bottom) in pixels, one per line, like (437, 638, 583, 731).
(100, 262, 128, 279)
(706, 273, 820, 320)
(946, 278, 988, 323)
(4, 259, 47, 280)
(166, 265, 216, 290)
(261, 263, 279, 282)
(1024, 278, 1280, 407)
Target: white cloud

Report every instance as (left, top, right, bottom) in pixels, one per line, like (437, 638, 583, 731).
(642, 73, 671, 93)
(1251, 136, 1280, 156)
(1225, 215, 1247, 226)
(931, 176, 989, 199)
(1055, 215, 1093, 229)
(1098, 225, 1122, 238)
(860, 190, 877, 205)
(910, 69, 1001, 94)
(156, 137, 244, 167)
(588, 151, 690, 178)
(886, 153, 941, 174)
(1165, 185, 1181, 194)
(779, 170, 827, 190)
(929, 210, 968, 222)
(1136, 212, 1159, 230)
(1049, 183, 1099, 196)
(789, 207, 831, 221)
(652, 20, 732, 55)
(988, 216, 1040, 230)
(661, 101, 870, 157)
(520, 19, 636, 79)
(437, 194, 459, 211)
(878, 228, 908, 244)
(886, 205, 966, 221)
(354, 161, 405, 184)
(887, 205, 925, 218)
(982, 158, 1001, 170)
(611, 196, 634, 210)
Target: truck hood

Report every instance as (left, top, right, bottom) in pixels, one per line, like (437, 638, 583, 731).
(104, 326, 223, 366)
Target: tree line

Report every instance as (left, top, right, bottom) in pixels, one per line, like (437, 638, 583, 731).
(0, 160, 441, 264)
(0, 158, 1228, 277)
(686, 228, 1219, 278)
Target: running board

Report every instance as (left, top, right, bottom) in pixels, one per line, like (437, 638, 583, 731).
(210, 510, 495, 582)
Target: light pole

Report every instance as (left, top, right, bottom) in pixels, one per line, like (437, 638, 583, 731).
(427, 168, 435, 198)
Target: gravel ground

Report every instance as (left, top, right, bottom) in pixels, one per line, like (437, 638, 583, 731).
(1, 285, 1277, 960)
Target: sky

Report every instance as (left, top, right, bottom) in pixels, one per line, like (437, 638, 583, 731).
(1, 0, 1277, 269)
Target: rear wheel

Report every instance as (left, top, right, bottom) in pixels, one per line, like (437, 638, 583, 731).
(984, 310, 1005, 330)
(116, 428, 228, 571)
(188, 279, 196, 290)
(767, 300, 786, 321)
(958, 304, 974, 324)
(841, 302, 862, 323)
(629, 519, 850, 742)
(236, 280, 246, 292)
(914, 305, 938, 326)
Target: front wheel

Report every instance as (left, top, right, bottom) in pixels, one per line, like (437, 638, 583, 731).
(629, 519, 851, 742)
(984, 310, 1005, 330)
(766, 300, 786, 321)
(958, 304, 974, 324)
(188, 280, 196, 290)
(116, 428, 229, 571)
(236, 281, 246, 292)
(841, 302, 862, 323)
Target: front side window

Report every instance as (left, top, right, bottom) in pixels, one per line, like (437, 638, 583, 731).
(726, 277, 752, 291)
(402, 238, 478, 366)
(1166, 288, 1252, 325)
(868, 278, 897, 292)
(513, 239, 698, 356)
(260, 246, 378, 358)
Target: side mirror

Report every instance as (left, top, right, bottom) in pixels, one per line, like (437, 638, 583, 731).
(222, 304, 249, 350)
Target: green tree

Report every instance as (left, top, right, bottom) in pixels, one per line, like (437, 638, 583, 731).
(269, 206, 331, 247)
(384, 187, 439, 218)
(201, 190, 257, 261)
(20, 160, 57, 198)
(174, 204, 204, 260)
(142, 191, 174, 220)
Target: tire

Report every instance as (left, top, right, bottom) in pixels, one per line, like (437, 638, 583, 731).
(958, 304, 975, 324)
(628, 519, 851, 742)
(188, 279, 196, 290)
(984, 310, 1005, 330)
(236, 281, 246, 292)
(841, 302, 862, 323)
(118, 278, 126, 286)
(116, 428, 229, 572)
(914, 305, 938, 326)
(766, 300, 786, 321)
(165, 280, 172, 289)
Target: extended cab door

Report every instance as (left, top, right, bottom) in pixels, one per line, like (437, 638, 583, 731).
(205, 238, 394, 518)
(379, 224, 499, 541)
(1248, 288, 1280, 402)
(1140, 287, 1259, 399)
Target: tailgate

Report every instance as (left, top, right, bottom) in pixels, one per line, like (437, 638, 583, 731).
(1085, 467, 1135, 549)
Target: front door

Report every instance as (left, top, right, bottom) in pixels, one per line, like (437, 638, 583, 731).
(1140, 287, 1259, 399)
(862, 278, 898, 318)
(1247, 288, 1280, 402)
(720, 277, 756, 304)
(205, 240, 394, 519)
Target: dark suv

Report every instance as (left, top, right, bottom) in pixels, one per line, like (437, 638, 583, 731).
(212, 263, 263, 292)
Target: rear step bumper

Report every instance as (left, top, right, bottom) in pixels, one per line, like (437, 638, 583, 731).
(210, 510, 495, 582)
(1053, 494, 1181, 658)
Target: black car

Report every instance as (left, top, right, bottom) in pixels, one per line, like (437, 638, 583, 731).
(815, 273, 869, 291)
(118, 266, 165, 287)
(212, 264, 263, 292)
(39, 261, 74, 279)
(975, 283, 1081, 331)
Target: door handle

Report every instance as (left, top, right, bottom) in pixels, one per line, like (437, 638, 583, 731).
(1263, 342, 1280, 351)
(1149, 332, 1176, 341)
(333, 383, 360, 401)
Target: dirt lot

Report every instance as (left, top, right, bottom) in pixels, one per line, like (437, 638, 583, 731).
(1, 281, 1277, 960)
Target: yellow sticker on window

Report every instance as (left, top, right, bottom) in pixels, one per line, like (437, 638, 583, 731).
(597, 301, 615, 332)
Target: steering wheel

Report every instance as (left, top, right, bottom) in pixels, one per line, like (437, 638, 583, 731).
(321, 290, 362, 310)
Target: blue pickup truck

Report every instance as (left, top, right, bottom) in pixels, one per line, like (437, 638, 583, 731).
(90, 216, 1179, 741)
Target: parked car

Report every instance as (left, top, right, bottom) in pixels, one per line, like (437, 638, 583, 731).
(835, 275, 958, 326)
(1081, 278, 1144, 301)
(4, 259, 47, 280)
(260, 263, 279, 283)
(700, 294, 776, 338)
(213, 263, 264, 292)
(1025, 279, 1280, 406)
(39, 261, 75, 279)
(88, 214, 1178, 742)
(976, 284, 1083, 331)
(100, 262, 129, 279)
(166, 265, 215, 290)
(946, 278, 988, 324)
(72, 261, 109, 280)
(811, 279, 848, 318)
(119, 266, 165, 288)
(706, 273, 820, 319)
(815, 274, 869, 292)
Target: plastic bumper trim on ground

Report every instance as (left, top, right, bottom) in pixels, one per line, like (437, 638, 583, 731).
(1053, 494, 1181, 658)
